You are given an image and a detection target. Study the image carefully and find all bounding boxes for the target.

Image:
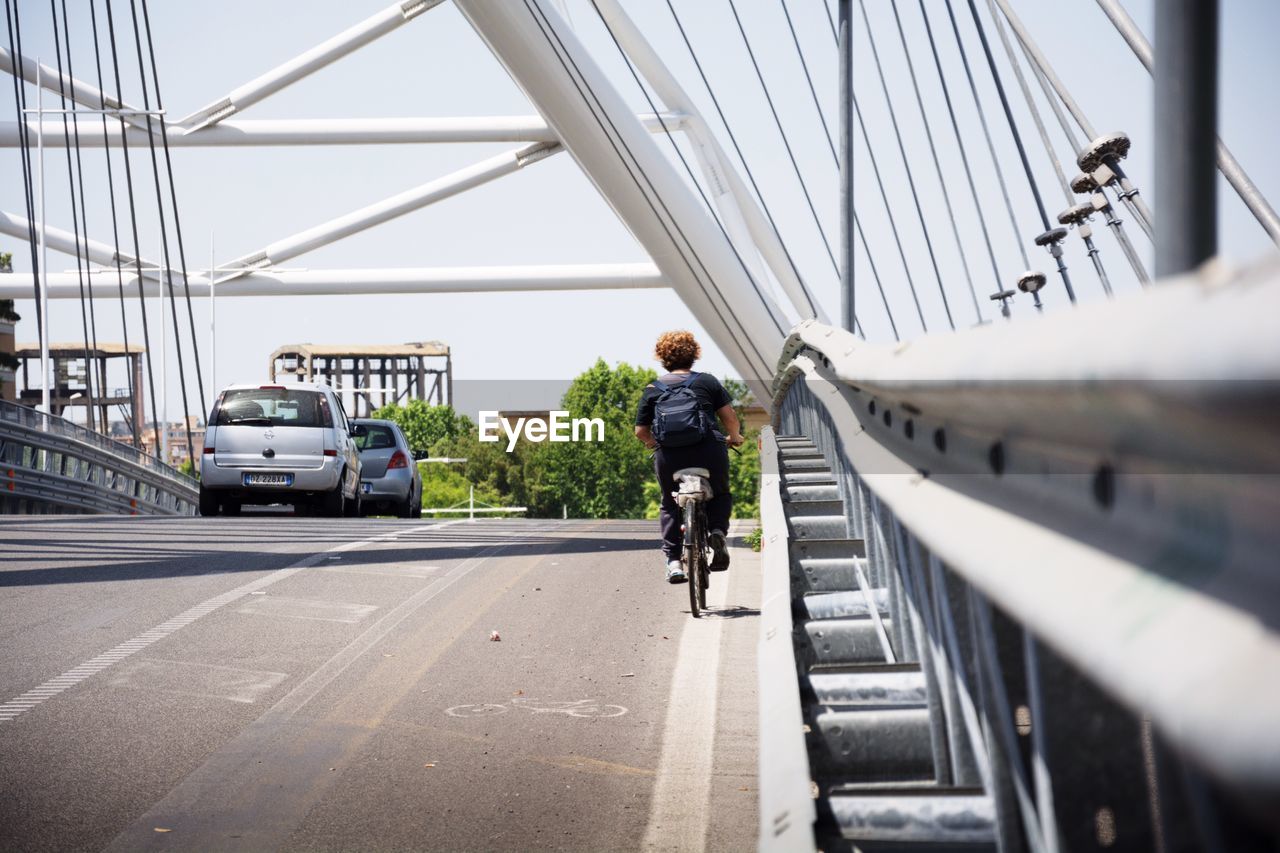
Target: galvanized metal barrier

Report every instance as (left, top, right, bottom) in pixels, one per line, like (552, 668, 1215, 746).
(759, 262, 1280, 851)
(0, 400, 198, 515)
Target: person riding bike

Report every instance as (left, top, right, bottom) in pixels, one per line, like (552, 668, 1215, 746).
(634, 330, 745, 584)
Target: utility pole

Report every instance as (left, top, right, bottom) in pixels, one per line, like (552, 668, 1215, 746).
(36, 61, 50, 414)
(838, 0, 855, 333)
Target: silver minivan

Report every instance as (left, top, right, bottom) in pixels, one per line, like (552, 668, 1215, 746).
(199, 383, 362, 517)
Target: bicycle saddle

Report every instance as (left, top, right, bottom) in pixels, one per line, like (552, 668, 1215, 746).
(673, 467, 710, 480)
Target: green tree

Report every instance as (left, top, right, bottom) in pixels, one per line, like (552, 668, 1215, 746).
(417, 460, 503, 516)
(371, 399, 470, 457)
(522, 358, 656, 518)
(722, 378, 761, 519)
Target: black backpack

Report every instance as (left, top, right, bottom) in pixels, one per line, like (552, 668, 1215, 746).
(651, 374, 710, 448)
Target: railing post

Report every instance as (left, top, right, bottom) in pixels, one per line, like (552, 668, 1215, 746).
(1154, 0, 1218, 278)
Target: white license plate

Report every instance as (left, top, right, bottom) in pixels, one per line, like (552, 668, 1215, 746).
(243, 472, 293, 487)
(361, 482, 373, 494)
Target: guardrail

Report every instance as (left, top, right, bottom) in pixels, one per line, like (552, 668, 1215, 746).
(0, 400, 198, 515)
(758, 261, 1280, 850)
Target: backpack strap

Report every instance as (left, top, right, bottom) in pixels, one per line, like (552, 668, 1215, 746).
(651, 380, 670, 393)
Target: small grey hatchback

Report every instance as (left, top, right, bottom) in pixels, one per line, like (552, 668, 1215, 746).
(352, 418, 421, 518)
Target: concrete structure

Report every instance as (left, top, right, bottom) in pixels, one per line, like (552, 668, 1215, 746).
(269, 341, 451, 418)
(15, 342, 144, 434)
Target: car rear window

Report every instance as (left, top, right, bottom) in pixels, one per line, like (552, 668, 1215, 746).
(355, 425, 397, 451)
(216, 388, 331, 428)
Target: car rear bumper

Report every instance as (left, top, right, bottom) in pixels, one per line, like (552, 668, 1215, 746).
(360, 468, 413, 502)
(200, 458, 343, 497)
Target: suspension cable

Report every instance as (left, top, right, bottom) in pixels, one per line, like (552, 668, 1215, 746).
(941, 0, 1029, 268)
(779, 0, 837, 167)
(854, 102, 926, 334)
(777, 0, 897, 337)
(857, 0, 955, 330)
(966, 0, 1081, 304)
(981, 0, 1072, 204)
(815, 7, 927, 333)
(725, 0, 840, 280)
(854, 215, 899, 341)
(886, 0, 982, 323)
(139, 0, 205, 411)
(125, 0, 195, 467)
(962, 0, 1050, 231)
(3, 0, 43, 339)
(915, 0, 1008, 312)
(49, 0, 99, 429)
(103, 0, 162, 455)
(663, 0, 822, 323)
(58, 0, 106, 428)
(521, 0, 779, 377)
(589, 0, 791, 338)
(88, 0, 139, 446)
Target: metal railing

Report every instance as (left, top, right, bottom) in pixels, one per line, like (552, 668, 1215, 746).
(758, 261, 1280, 850)
(0, 400, 198, 515)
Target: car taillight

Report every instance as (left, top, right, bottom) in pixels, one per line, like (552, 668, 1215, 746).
(202, 447, 215, 455)
(387, 450, 408, 469)
(324, 449, 338, 457)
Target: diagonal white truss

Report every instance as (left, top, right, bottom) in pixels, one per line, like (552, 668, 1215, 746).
(2, 0, 817, 403)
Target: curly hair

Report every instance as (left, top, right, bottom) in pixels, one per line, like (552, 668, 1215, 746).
(654, 330, 701, 371)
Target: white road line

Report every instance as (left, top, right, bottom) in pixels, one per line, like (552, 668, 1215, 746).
(0, 521, 464, 724)
(642, 522, 738, 852)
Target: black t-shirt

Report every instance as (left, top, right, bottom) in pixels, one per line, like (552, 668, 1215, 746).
(635, 372, 733, 428)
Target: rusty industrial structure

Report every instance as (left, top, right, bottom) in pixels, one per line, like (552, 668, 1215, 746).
(14, 342, 145, 437)
(268, 341, 452, 417)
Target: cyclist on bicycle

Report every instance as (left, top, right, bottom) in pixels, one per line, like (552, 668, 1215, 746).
(635, 330, 745, 584)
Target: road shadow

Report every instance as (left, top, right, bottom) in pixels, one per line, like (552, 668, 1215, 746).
(0, 523, 657, 588)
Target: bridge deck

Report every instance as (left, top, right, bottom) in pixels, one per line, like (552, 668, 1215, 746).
(0, 517, 760, 851)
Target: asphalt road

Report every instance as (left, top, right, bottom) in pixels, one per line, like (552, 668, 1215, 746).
(0, 516, 761, 852)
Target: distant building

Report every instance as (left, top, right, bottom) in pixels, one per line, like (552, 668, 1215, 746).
(140, 415, 206, 469)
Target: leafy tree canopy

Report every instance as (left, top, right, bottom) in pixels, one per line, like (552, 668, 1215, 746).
(371, 399, 471, 457)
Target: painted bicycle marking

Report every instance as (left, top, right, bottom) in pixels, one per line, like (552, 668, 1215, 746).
(445, 698, 628, 719)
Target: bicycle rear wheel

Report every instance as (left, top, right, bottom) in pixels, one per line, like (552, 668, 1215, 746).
(697, 555, 708, 611)
(684, 503, 701, 618)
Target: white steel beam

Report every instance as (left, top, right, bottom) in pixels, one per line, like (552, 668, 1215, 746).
(0, 263, 665, 299)
(455, 0, 786, 398)
(177, 0, 446, 131)
(0, 47, 150, 131)
(593, 0, 825, 324)
(0, 209, 151, 270)
(220, 141, 561, 272)
(0, 113, 689, 148)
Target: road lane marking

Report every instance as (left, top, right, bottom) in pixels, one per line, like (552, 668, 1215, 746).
(235, 595, 379, 624)
(110, 659, 289, 704)
(0, 521, 463, 724)
(641, 522, 737, 852)
(103, 524, 576, 853)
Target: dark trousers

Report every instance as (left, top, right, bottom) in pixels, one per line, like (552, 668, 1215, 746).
(654, 437, 732, 560)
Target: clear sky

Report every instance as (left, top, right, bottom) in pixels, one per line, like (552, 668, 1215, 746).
(3, 0, 1278, 424)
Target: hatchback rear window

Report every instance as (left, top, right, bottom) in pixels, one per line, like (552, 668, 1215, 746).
(355, 425, 397, 451)
(216, 388, 331, 428)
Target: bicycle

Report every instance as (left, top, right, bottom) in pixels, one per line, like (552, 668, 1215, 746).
(674, 466, 713, 617)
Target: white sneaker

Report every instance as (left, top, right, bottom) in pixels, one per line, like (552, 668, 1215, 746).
(665, 558, 687, 584)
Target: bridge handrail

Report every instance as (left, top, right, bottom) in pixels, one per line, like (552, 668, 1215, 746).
(0, 399, 199, 514)
(756, 427, 818, 852)
(768, 261, 1280, 800)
